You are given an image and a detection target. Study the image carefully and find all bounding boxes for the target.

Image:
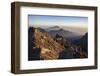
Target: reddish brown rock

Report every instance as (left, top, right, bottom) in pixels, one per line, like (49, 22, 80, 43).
(33, 28, 65, 60)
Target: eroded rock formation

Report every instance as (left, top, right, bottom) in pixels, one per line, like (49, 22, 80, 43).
(32, 28, 65, 60)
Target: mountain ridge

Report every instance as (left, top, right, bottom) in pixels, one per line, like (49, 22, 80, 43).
(28, 27, 88, 60)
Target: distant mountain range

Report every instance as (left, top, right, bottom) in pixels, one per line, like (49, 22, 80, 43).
(45, 26, 61, 31)
(40, 26, 82, 42)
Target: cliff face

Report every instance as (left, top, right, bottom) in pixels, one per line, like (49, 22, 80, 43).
(32, 28, 65, 60)
(79, 33, 88, 53)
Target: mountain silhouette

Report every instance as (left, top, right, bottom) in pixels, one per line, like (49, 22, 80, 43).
(78, 33, 88, 53)
(73, 33, 88, 56)
(46, 26, 61, 31)
(47, 27, 81, 42)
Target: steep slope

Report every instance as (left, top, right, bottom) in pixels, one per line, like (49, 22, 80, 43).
(28, 27, 65, 60)
(72, 33, 88, 57)
(78, 33, 88, 53)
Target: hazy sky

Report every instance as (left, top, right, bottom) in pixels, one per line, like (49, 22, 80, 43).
(28, 15, 88, 28)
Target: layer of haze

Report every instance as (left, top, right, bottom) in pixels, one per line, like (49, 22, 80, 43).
(28, 15, 88, 35)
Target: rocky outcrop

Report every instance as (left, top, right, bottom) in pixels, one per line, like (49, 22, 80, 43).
(32, 27, 65, 60)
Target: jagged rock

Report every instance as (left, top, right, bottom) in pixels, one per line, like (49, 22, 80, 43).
(32, 28, 65, 60)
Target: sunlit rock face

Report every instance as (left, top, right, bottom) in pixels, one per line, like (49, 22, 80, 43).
(28, 27, 64, 60)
